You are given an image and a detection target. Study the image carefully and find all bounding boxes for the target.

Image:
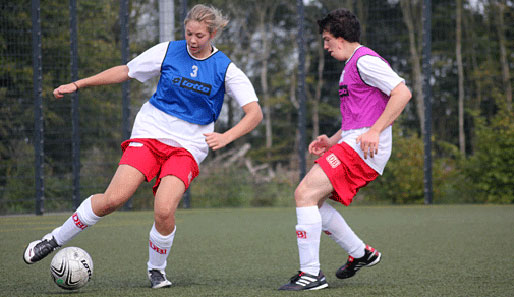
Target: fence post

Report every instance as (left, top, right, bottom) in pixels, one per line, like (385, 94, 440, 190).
(159, 0, 174, 42)
(180, 0, 188, 37)
(70, 0, 81, 210)
(120, 0, 133, 211)
(121, 0, 131, 143)
(179, 0, 191, 208)
(422, 0, 433, 204)
(297, 0, 307, 180)
(32, 0, 44, 215)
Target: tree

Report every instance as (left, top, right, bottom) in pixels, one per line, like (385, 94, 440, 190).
(493, 0, 512, 111)
(400, 0, 425, 135)
(256, 1, 280, 157)
(466, 107, 514, 203)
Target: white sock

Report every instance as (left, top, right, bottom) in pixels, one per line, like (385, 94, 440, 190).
(296, 206, 322, 276)
(52, 196, 101, 246)
(319, 202, 365, 258)
(147, 223, 175, 271)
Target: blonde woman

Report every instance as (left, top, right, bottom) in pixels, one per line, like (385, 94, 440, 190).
(24, 4, 262, 289)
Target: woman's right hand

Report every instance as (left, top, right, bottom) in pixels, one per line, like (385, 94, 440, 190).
(53, 82, 78, 99)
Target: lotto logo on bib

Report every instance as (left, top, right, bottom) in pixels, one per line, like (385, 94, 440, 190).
(172, 77, 212, 95)
(326, 153, 341, 169)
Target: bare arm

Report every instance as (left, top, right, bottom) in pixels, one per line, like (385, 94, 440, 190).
(356, 82, 412, 158)
(204, 101, 263, 151)
(53, 65, 130, 99)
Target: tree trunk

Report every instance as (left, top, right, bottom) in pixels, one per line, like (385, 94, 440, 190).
(221, 4, 254, 147)
(312, 37, 324, 139)
(463, 8, 482, 109)
(356, 0, 368, 44)
(304, 36, 325, 139)
(463, 4, 483, 155)
(256, 3, 279, 159)
(494, 0, 512, 111)
(400, 0, 425, 135)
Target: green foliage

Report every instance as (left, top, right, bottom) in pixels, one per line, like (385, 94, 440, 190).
(190, 167, 295, 208)
(0, 140, 77, 214)
(0, 141, 35, 213)
(363, 106, 514, 205)
(191, 167, 254, 207)
(360, 129, 477, 205)
(465, 107, 514, 203)
(361, 131, 425, 204)
(430, 140, 476, 204)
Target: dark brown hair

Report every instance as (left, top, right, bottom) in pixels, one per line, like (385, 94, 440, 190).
(317, 8, 360, 43)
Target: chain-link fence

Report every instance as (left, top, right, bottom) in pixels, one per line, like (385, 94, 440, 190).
(1, 0, 512, 215)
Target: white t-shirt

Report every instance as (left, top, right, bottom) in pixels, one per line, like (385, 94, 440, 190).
(340, 46, 405, 175)
(126, 42, 259, 165)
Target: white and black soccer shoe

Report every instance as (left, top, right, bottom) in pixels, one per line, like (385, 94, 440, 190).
(336, 244, 381, 279)
(148, 269, 172, 289)
(278, 271, 328, 291)
(23, 233, 60, 264)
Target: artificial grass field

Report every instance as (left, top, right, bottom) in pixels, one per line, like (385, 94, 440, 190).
(1, 204, 513, 296)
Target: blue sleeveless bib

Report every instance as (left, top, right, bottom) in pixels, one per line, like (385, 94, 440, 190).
(149, 40, 231, 125)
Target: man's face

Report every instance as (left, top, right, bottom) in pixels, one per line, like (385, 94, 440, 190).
(322, 30, 345, 61)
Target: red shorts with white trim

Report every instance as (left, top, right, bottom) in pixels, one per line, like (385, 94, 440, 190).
(315, 142, 379, 206)
(119, 138, 199, 195)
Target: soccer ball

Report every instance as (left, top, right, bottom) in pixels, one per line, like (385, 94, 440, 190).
(50, 247, 93, 290)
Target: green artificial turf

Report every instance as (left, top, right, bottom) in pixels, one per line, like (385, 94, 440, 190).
(1, 204, 513, 296)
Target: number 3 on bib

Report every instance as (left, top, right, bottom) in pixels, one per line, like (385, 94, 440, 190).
(190, 65, 198, 77)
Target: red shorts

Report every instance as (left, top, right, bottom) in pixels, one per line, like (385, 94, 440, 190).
(119, 138, 199, 195)
(315, 142, 379, 206)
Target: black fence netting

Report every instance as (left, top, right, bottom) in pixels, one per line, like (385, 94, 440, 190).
(1, 0, 512, 214)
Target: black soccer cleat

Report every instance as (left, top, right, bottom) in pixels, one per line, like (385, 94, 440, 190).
(278, 271, 328, 291)
(23, 233, 60, 264)
(336, 244, 381, 279)
(148, 269, 172, 289)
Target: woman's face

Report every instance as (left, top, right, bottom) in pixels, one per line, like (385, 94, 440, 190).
(185, 20, 215, 58)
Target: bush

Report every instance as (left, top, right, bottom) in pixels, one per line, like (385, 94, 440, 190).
(359, 130, 474, 204)
(189, 165, 296, 208)
(465, 108, 514, 203)
(0, 141, 36, 214)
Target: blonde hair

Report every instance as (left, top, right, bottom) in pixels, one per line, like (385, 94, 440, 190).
(184, 4, 229, 36)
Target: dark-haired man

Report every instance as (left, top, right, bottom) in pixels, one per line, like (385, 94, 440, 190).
(279, 8, 411, 291)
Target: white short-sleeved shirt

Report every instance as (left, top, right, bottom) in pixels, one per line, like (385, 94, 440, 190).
(340, 46, 405, 175)
(126, 42, 259, 165)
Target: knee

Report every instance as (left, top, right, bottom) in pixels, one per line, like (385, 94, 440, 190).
(294, 182, 324, 207)
(294, 185, 309, 206)
(154, 207, 176, 234)
(154, 205, 175, 225)
(92, 193, 122, 216)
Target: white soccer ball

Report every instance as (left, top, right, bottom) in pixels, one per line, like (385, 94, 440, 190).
(50, 247, 93, 290)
